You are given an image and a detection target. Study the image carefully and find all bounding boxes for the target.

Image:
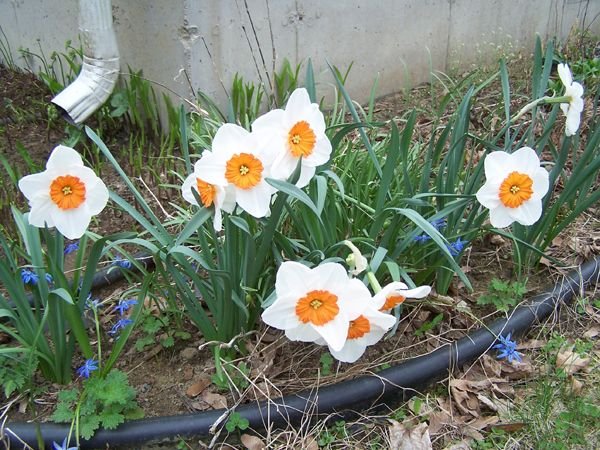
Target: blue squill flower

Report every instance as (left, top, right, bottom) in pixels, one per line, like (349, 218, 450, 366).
(430, 218, 447, 230)
(112, 256, 132, 269)
(414, 234, 431, 243)
(447, 237, 467, 256)
(115, 299, 137, 316)
(109, 318, 133, 336)
(21, 269, 39, 286)
(52, 437, 77, 450)
(493, 332, 523, 363)
(63, 242, 79, 255)
(76, 358, 99, 379)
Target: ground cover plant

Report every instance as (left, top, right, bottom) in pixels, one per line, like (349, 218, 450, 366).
(0, 32, 599, 449)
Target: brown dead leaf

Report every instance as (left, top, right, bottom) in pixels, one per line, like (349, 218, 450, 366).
(518, 339, 547, 350)
(443, 443, 471, 450)
(583, 326, 600, 339)
(556, 348, 590, 375)
(200, 390, 227, 409)
(182, 364, 194, 381)
(388, 420, 432, 450)
(428, 410, 452, 435)
(240, 434, 265, 450)
(186, 374, 211, 398)
(467, 415, 499, 430)
(570, 376, 584, 395)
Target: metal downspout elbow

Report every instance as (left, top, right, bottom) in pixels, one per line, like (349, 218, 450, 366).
(51, 0, 119, 124)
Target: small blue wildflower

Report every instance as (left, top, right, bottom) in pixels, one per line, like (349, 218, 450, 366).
(85, 295, 103, 310)
(493, 332, 523, 363)
(109, 318, 133, 336)
(45, 273, 54, 284)
(447, 237, 468, 256)
(52, 438, 77, 450)
(414, 234, 431, 243)
(63, 242, 79, 255)
(430, 218, 447, 230)
(112, 256, 133, 269)
(76, 358, 99, 379)
(115, 298, 138, 316)
(20, 269, 39, 286)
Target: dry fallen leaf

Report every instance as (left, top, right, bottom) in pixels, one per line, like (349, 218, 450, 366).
(240, 433, 265, 450)
(582, 326, 600, 339)
(388, 420, 432, 450)
(200, 390, 228, 409)
(185, 374, 211, 397)
(556, 348, 590, 375)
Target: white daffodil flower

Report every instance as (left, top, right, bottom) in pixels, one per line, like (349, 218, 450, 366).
(319, 304, 397, 363)
(251, 88, 332, 188)
(373, 281, 432, 312)
(343, 240, 368, 276)
(475, 147, 550, 228)
(261, 261, 370, 352)
(557, 63, 584, 136)
(181, 155, 235, 231)
(194, 123, 277, 219)
(18, 145, 109, 239)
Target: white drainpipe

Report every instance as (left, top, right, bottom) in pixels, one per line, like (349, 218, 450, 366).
(52, 0, 120, 124)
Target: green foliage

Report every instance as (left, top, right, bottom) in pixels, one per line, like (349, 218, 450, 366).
(52, 369, 143, 440)
(0, 353, 37, 398)
(211, 356, 250, 392)
(319, 352, 334, 376)
(414, 313, 444, 337)
(134, 310, 191, 352)
(318, 420, 347, 447)
(225, 411, 249, 433)
(477, 278, 527, 312)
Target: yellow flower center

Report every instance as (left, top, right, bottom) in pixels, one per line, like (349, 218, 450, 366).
(295, 289, 339, 326)
(287, 121, 316, 158)
(498, 171, 533, 208)
(380, 294, 406, 311)
(347, 315, 370, 339)
(49, 175, 86, 210)
(225, 153, 263, 190)
(195, 178, 216, 207)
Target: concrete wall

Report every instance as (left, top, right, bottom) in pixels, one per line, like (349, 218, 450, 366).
(1, 0, 598, 109)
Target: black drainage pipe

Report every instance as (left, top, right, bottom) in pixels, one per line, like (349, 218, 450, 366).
(4, 256, 599, 450)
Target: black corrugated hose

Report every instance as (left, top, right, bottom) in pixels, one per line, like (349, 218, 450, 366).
(3, 256, 599, 449)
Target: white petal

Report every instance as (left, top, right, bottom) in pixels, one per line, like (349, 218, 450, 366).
(28, 199, 56, 228)
(195, 151, 228, 186)
(304, 107, 327, 136)
(511, 147, 540, 174)
(305, 137, 332, 167)
(401, 285, 432, 299)
(557, 63, 572, 87)
(565, 106, 581, 136)
(311, 262, 353, 289)
(46, 145, 84, 171)
(531, 168, 550, 200)
(483, 151, 512, 183)
(211, 123, 250, 157)
(335, 278, 371, 320)
(261, 294, 302, 330)
(372, 281, 408, 309)
(489, 205, 516, 228)
(296, 165, 316, 188)
(235, 181, 274, 218)
(252, 108, 285, 131)
(271, 151, 299, 181)
(329, 339, 367, 363)
(181, 173, 199, 206)
(284, 88, 312, 118)
(316, 314, 349, 351)
(285, 324, 321, 343)
(275, 261, 313, 298)
(84, 179, 109, 216)
(476, 181, 502, 209)
(51, 207, 92, 239)
(18, 172, 51, 202)
(511, 199, 543, 226)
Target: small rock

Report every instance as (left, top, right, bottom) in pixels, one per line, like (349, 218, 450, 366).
(180, 347, 198, 361)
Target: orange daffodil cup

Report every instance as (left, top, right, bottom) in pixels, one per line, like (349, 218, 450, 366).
(261, 261, 371, 352)
(251, 88, 332, 188)
(182, 88, 331, 229)
(475, 147, 550, 228)
(18, 145, 109, 239)
(262, 260, 432, 363)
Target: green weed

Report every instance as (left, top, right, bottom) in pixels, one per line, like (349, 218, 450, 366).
(477, 278, 527, 312)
